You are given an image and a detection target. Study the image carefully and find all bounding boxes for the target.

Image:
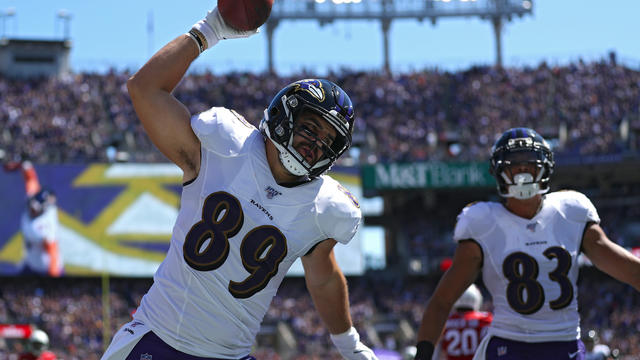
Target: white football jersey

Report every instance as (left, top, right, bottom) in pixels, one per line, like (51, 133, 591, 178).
(134, 107, 361, 358)
(454, 191, 599, 342)
(21, 206, 61, 274)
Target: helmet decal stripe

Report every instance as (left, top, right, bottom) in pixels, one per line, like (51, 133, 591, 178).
(294, 79, 325, 101)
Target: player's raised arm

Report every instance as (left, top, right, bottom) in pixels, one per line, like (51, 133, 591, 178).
(126, 6, 257, 181)
(126, 35, 199, 180)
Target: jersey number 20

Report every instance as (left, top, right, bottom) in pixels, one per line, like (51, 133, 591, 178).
(502, 246, 573, 315)
(183, 191, 288, 299)
(444, 328, 480, 356)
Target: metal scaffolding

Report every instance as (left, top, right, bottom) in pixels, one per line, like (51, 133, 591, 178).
(266, 0, 533, 72)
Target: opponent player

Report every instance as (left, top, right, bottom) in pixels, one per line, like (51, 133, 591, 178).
(18, 329, 58, 360)
(413, 128, 640, 360)
(101, 5, 377, 360)
(3, 160, 62, 277)
(436, 285, 492, 360)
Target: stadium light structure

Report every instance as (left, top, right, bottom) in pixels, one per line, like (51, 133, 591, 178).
(56, 9, 72, 40)
(1, 7, 16, 38)
(266, 0, 533, 72)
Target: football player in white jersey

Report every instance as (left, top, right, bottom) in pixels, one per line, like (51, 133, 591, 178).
(413, 128, 640, 360)
(4, 160, 62, 277)
(101, 5, 377, 360)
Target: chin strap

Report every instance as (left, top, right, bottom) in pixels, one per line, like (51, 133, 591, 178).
(507, 173, 540, 199)
(501, 171, 549, 200)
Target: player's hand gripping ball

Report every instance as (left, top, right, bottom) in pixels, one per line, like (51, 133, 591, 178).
(217, 0, 274, 31)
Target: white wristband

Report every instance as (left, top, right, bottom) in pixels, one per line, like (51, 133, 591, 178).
(190, 7, 258, 52)
(330, 326, 360, 351)
(192, 16, 219, 50)
(330, 327, 377, 359)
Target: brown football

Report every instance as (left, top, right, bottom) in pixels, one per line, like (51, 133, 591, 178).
(218, 0, 274, 31)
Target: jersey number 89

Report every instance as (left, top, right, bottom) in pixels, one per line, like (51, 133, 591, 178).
(183, 191, 288, 299)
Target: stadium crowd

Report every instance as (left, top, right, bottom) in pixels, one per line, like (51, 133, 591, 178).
(1, 270, 639, 359)
(1, 57, 639, 164)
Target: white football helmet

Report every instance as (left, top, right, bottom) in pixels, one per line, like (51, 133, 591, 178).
(28, 329, 50, 352)
(453, 284, 483, 311)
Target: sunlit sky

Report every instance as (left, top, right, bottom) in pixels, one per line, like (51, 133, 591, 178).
(2, 0, 639, 74)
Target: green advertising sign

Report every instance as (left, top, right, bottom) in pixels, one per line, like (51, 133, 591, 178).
(361, 162, 494, 191)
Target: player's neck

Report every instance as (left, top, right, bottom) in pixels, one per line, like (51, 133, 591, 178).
(504, 195, 543, 219)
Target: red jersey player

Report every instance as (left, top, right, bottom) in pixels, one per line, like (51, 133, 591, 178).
(438, 284, 492, 360)
(18, 329, 57, 360)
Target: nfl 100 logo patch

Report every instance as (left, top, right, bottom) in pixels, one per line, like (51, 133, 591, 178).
(140, 354, 152, 360)
(265, 186, 282, 199)
(526, 222, 537, 232)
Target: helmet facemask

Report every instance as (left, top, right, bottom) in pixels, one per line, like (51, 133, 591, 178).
(292, 121, 339, 167)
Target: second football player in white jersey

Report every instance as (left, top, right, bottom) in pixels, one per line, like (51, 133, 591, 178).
(101, 4, 377, 360)
(413, 128, 640, 360)
(3, 160, 63, 277)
